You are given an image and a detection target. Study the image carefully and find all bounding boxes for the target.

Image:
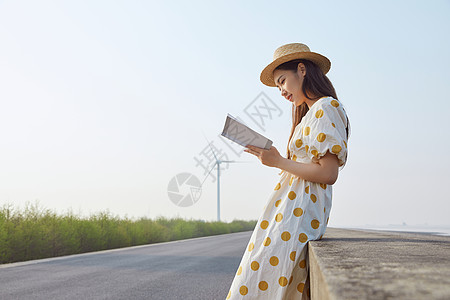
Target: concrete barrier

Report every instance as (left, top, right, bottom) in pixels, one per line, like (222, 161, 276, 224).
(307, 227, 450, 299)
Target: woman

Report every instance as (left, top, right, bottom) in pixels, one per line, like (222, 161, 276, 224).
(225, 43, 350, 300)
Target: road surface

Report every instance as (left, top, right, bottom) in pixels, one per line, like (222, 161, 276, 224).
(0, 231, 252, 300)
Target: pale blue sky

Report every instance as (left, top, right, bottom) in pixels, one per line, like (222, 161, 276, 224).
(0, 0, 449, 227)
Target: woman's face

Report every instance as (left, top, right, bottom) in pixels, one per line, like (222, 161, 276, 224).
(273, 63, 306, 107)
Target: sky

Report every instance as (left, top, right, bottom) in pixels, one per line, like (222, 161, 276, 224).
(0, 0, 449, 228)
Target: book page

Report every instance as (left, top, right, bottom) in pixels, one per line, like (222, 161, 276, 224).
(221, 113, 273, 150)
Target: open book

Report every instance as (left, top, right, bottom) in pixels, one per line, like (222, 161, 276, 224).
(221, 113, 273, 150)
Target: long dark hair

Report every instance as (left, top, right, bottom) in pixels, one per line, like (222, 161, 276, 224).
(274, 59, 349, 159)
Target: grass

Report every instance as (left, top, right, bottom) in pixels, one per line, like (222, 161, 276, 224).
(0, 201, 257, 264)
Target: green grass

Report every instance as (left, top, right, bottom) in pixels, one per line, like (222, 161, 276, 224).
(0, 201, 257, 264)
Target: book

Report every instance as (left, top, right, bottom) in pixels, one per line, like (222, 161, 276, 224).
(221, 113, 273, 150)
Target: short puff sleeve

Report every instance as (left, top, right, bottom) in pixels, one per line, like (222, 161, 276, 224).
(303, 98, 349, 169)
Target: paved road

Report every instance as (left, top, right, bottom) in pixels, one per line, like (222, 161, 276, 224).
(0, 231, 253, 300)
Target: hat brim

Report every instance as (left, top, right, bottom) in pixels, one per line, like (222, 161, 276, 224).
(260, 52, 331, 87)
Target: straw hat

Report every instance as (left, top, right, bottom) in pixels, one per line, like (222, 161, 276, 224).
(260, 43, 331, 87)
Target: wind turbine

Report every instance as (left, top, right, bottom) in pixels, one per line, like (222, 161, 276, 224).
(200, 133, 252, 222)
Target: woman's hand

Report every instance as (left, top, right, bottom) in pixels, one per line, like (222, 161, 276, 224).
(244, 145, 283, 168)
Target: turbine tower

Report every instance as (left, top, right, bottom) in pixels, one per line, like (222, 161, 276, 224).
(200, 133, 251, 222)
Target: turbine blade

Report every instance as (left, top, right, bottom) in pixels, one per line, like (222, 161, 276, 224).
(201, 130, 219, 162)
(199, 161, 217, 188)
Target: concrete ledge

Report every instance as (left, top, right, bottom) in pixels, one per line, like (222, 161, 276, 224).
(308, 227, 450, 300)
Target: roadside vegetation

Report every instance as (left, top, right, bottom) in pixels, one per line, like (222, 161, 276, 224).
(0, 201, 257, 264)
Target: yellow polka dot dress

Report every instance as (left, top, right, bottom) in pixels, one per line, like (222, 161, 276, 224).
(226, 96, 349, 300)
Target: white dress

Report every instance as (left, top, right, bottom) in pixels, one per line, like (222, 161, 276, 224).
(226, 96, 349, 300)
